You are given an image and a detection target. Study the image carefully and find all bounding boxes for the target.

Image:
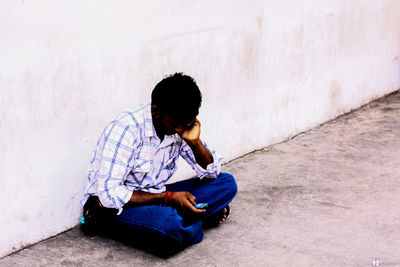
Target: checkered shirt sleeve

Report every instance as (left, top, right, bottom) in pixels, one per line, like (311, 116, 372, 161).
(94, 121, 137, 210)
(180, 140, 222, 179)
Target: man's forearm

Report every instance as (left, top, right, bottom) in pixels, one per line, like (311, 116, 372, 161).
(126, 190, 206, 214)
(186, 138, 214, 169)
(127, 191, 166, 205)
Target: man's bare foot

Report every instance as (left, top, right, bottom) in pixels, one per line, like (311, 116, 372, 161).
(203, 205, 230, 228)
(216, 207, 228, 225)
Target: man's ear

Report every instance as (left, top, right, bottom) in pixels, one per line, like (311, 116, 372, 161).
(151, 104, 161, 120)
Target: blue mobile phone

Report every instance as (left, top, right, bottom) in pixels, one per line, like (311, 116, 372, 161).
(194, 203, 208, 209)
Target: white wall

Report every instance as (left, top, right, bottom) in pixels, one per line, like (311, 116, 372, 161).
(1, 0, 399, 257)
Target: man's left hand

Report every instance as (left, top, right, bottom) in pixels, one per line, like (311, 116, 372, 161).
(178, 118, 201, 143)
(175, 118, 213, 169)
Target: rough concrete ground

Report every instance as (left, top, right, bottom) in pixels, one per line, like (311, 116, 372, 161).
(1, 91, 400, 267)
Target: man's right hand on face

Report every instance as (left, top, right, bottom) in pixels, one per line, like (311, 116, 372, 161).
(171, 192, 206, 214)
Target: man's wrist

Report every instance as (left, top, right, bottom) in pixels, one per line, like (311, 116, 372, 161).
(164, 191, 175, 205)
(185, 138, 202, 148)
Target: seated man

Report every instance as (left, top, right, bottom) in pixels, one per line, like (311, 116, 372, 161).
(81, 73, 237, 255)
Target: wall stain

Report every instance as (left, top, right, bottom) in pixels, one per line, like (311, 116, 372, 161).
(256, 16, 262, 31)
(296, 24, 305, 43)
(380, 0, 400, 40)
(330, 80, 341, 104)
(337, 5, 369, 51)
(240, 32, 261, 81)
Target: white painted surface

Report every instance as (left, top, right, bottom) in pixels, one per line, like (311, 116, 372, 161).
(0, 0, 399, 257)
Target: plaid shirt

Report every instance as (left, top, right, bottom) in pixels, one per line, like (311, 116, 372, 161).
(82, 103, 222, 212)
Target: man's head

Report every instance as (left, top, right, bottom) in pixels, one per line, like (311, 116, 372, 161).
(151, 73, 202, 136)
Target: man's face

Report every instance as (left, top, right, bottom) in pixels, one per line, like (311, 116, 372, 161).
(159, 113, 196, 136)
(151, 104, 197, 137)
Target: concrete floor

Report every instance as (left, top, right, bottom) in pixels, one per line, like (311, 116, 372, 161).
(1, 91, 400, 267)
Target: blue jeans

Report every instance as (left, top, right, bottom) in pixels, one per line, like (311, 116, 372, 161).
(102, 173, 237, 249)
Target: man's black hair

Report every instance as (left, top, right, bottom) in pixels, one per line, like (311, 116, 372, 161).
(151, 73, 202, 123)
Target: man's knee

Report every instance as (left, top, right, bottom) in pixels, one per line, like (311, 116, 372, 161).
(218, 172, 238, 199)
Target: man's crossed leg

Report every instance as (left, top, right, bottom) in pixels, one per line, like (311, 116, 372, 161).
(98, 173, 237, 255)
